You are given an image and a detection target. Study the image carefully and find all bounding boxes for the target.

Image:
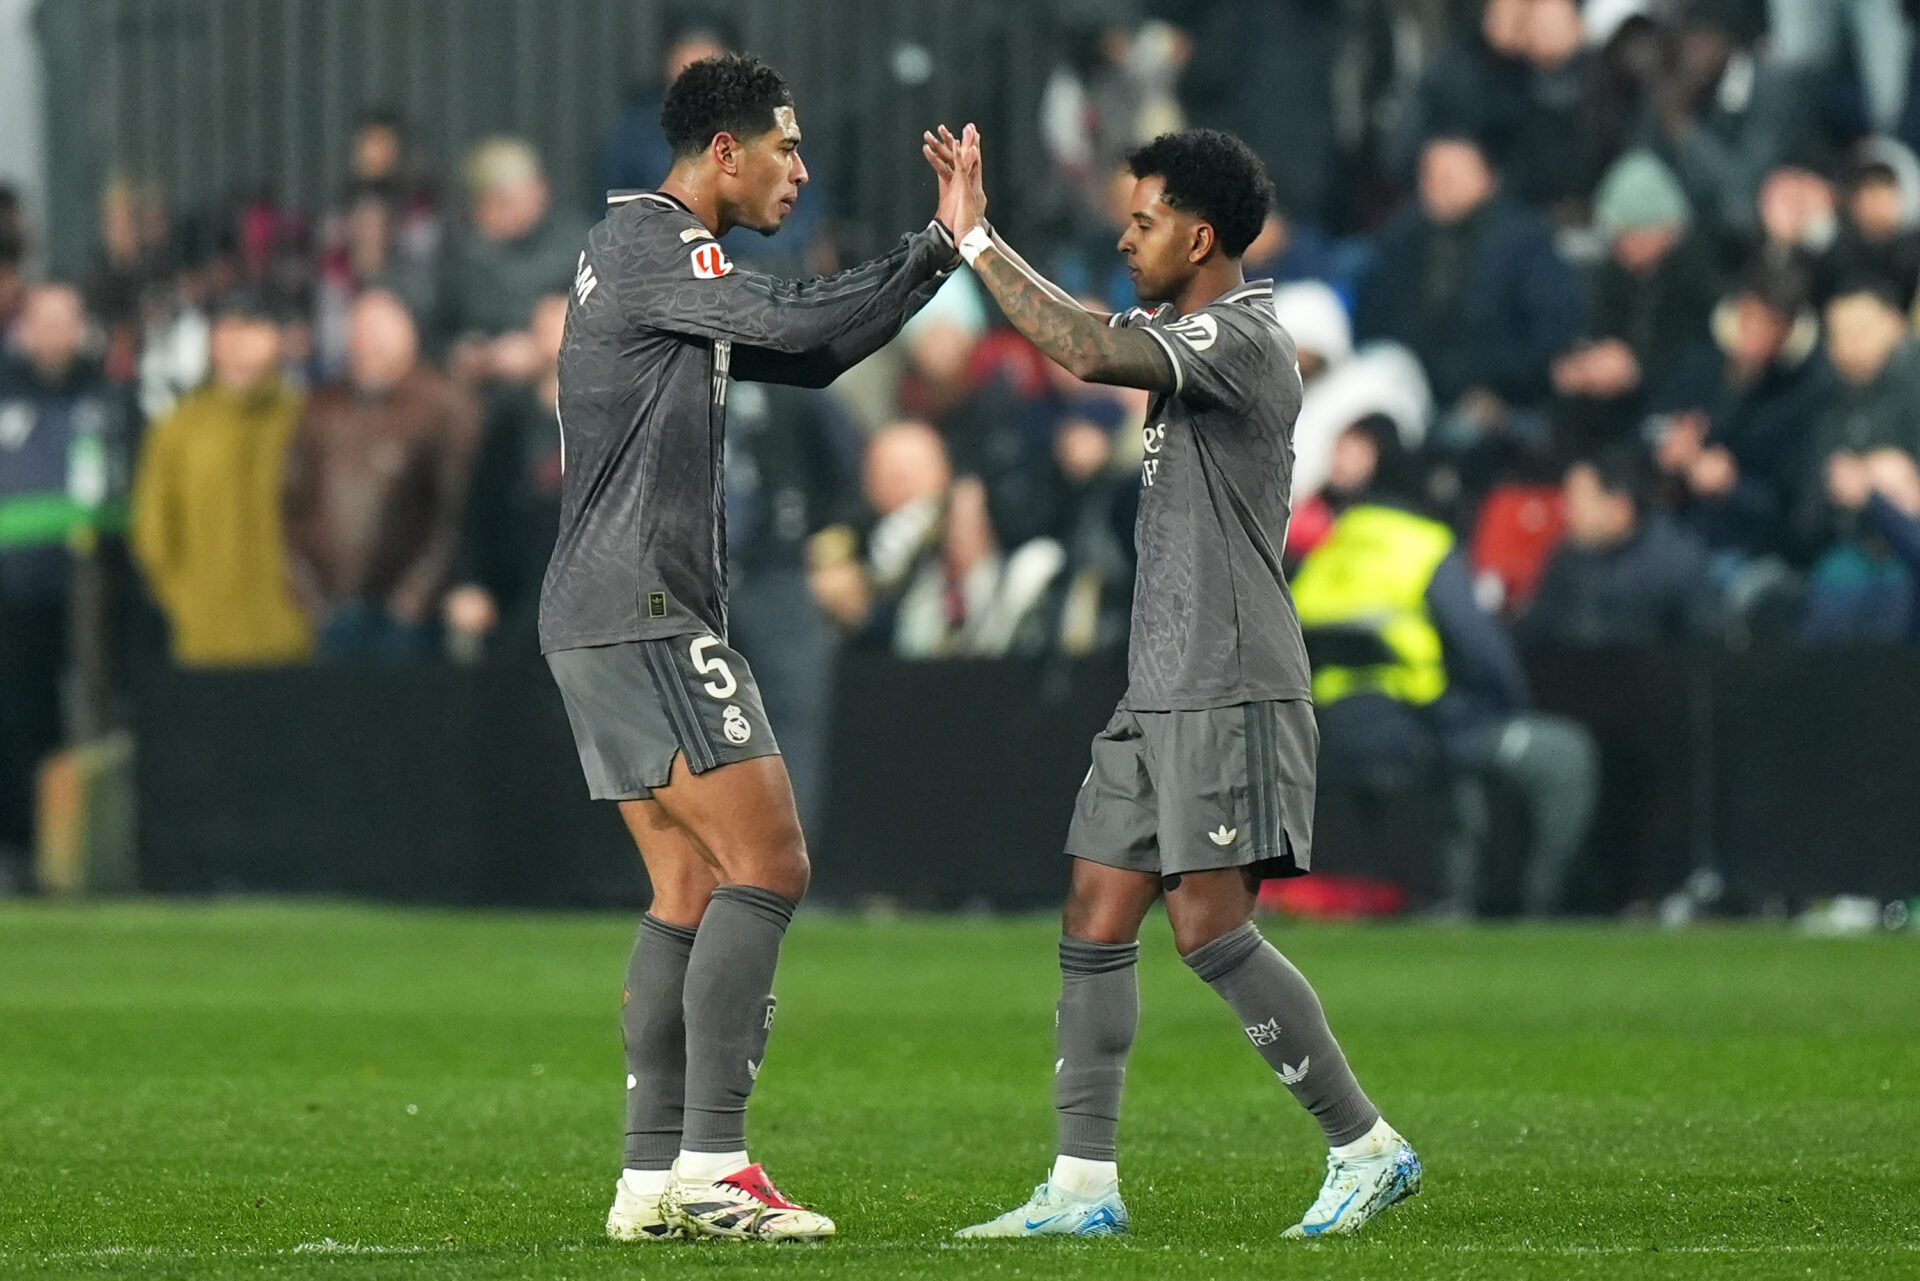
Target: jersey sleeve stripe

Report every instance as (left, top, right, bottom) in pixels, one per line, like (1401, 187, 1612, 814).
(1141, 324, 1185, 396)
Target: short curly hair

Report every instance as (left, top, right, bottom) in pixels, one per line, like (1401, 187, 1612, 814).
(660, 53, 794, 161)
(1127, 130, 1274, 259)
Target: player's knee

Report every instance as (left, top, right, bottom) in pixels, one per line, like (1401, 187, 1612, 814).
(648, 879, 714, 928)
(1169, 911, 1247, 958)
(1061, 892, 1138, 945)
(777, 843, 812, 902)
(732, 826, 810, 902)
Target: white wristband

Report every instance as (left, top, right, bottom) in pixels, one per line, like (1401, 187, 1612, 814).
(958, 224, 994, 267)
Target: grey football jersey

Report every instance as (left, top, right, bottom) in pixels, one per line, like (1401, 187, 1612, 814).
(539, 191, 954, 653)
(1115, 280, 1313, 710)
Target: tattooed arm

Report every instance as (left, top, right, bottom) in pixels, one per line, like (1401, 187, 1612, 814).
(968, 228, 1176, 393)
(922, 123, 1173, 392)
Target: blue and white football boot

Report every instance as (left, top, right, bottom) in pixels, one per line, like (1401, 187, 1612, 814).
(955, 1179, 1129, 1238)
(1282, 1125, 1422, 1239)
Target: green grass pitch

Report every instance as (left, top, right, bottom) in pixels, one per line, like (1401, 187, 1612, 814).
(2, 902, 1917, 1279)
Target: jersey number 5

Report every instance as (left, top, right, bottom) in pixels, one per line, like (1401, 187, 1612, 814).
(689, 637, 738, 699)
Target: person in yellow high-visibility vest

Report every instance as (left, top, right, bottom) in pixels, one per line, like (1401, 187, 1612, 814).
(1291, 417, 1599, 917)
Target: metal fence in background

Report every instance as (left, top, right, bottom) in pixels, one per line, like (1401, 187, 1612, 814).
(36, 0, 1083, 276)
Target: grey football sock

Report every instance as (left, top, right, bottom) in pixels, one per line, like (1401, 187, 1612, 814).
(680, 884, 795, 1154)
(1183, 922, 1379, 1146)
(621, 914, 697, 1171)
(1054, 937, 1140, 1163)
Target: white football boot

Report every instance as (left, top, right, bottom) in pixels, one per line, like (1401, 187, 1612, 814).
(1282, 1126, 1422, 1238)
(605, 1171, 681, 1241)
(660, 1162, 836, 1241)
(955, 1179, 1129, 1238)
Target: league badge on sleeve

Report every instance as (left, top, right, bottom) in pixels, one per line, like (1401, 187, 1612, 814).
(1165, 313, 1218, 351)
(690, 243, 734, 279)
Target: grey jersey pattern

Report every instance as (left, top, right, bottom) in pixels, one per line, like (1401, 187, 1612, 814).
(539, 191, 954, 653)
(1115, 280, 1312, 709)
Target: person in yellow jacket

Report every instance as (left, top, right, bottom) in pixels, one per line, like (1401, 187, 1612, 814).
(130, 292, 312, 666)
(1291, 416, 1598, 917)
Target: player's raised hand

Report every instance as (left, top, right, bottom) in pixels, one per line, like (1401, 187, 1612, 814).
(923, 125, 964, 239)
(923, 127, 957, 181)
(928, 123, 987, 239)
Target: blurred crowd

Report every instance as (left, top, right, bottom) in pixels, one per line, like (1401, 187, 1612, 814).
(7, 0, 1920, 889)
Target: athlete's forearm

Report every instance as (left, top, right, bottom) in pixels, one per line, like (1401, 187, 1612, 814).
(732, 222, 955, 386)
(969, 231, 1173, 392)
(976, 228, 1088, 310)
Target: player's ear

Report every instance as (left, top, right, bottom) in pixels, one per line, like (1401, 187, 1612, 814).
(711, 132, 739, 175)
(1188, 220, 1215, 265)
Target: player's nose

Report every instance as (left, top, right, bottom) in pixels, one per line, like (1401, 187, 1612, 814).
(792, 155, 809, 186)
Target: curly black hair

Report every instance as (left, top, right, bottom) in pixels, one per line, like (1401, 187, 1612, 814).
(1127, 129, 1274, 259)
(660, 53, 794, 161)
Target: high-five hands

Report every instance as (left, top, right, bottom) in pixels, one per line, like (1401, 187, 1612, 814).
(923, 123, 987, 242)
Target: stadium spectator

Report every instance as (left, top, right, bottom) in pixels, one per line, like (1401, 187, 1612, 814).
(130, 290, 311, 666)
(721, 378, 863, 833)
(852, 419, 951, 643)
(1642, 2, 1810, 249)
(891, 473, 1064, 658)
(1505, 0, 1606, 222)
(1520, 447, 1722, 646)
(1391, 0, 1604, 221)
(1287, 411, 1413, 565)
(315, 184, 439, 378)
(1045, 163, 1145, 314)
(893, 273, 1062, 494)
(1651, 261, 1831, 563)
(970, 349, 1142, 656)
(1353, 133, 1583, 452)
(1797, 284, 1920, 637)
(1752, 160, 1842, 305)
(233, 201, 318, 380)
(314, 115, 443, 380)
(282, 290, 480, 662)
(435, 138, 588, 371)
(1826, 141, 1920, 311)
(1291, 418, 1600, 917)
(445, 294, 567, 659)
(1798, 283, 1920, 541)
(1845, 446, 1920, 641)
(1240, 204, 1343, 290)
(0, 223, 24, 335)
(595, 18, 831, 277)
(1038, 22, 1161, 244)
(597, 16, 733, 203)
(1180, 0, 1335, 222)
(1385, 0, 1533, 189)
(342, 108, 438, 208)
(86, 177, 171, 387)
(1582, 11, 1667, 200)
(135, 214, 241, 424)
(1768, 0, 1915, 134)
(0, 184, 22, 244)
(1276, 281, 1432, 512)
(1554, 150, 1722, 448)
(0, 284, 125, 887)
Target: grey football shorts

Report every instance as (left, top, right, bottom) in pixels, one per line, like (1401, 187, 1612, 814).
(1065, 699, 1318, 882)
(546, 635, 781, 801)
